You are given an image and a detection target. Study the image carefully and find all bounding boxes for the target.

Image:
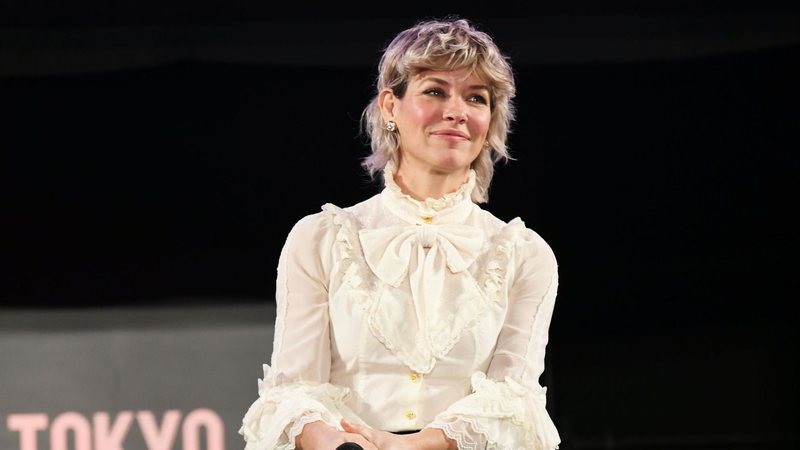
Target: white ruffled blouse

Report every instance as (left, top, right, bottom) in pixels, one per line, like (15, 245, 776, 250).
(239, 162, 561, 450)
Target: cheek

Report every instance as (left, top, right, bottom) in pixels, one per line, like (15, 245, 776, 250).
(471, 113, 492, 138)
(406, 101, 440, 128)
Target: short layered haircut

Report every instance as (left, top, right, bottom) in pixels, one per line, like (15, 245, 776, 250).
(360, 17, 517, 203)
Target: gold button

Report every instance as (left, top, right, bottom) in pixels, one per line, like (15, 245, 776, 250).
(404, 410, 416, 420)
(409, 372, 420, 382)
(421, 216, 433, 224)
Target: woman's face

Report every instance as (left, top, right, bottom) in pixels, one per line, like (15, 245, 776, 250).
(383, 68, 492, 176)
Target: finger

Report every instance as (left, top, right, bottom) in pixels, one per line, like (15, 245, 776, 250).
(341, 419, 372, 440)
(340, 418, 355, 431)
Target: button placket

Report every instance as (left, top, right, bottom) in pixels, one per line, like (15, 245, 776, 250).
(403, 370, 422, 424)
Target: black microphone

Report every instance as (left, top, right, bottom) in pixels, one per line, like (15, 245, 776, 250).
(335, 443, 364, 450)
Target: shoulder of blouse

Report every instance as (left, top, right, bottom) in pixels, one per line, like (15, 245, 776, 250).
(279, 209, 341, 269)
(518, 224, 557, 263)
(471, 206, 553, 252)
(472, 204, 509, 232)
(281, 194, 382, 257)
(285, 210, 333, 241)
(508, 221, 558, 297)
(473, 207, 558, 280)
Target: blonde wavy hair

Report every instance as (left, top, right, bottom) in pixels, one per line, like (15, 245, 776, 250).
(360, 17, 517, 203)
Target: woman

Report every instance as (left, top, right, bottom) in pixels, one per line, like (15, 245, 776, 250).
(239, 17, 561, 450)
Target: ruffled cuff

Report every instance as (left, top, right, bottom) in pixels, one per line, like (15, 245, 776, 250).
(238, 366, 356, 450)
(426, 372, 560, 450)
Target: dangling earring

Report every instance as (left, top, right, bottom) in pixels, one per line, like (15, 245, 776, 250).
(386, 120, 397, 132)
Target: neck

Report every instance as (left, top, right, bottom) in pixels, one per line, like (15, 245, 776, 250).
(394, 161, 471, 202)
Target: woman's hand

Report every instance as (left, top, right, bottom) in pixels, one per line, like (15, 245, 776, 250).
(340, 419, 457, 450)
(295, 420, 378, 450)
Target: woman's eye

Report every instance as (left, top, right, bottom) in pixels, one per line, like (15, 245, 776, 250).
(468, 94, 488, 105)
(424, 88, 444, 96)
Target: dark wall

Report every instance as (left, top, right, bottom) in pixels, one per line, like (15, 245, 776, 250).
(3, 2, 799, 449)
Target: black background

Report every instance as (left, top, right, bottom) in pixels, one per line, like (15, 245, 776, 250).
(3, 1, 799, 448)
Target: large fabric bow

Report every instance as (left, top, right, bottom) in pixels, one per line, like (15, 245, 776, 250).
(356, 223, 486, 373)
(358, 223, 485, 288)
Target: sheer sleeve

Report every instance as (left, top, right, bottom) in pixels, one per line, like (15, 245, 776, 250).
(239, 212, 364, 450)
(427, 225, 561, 450)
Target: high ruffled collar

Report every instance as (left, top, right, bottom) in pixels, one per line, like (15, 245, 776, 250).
(380, 160, 477, 224)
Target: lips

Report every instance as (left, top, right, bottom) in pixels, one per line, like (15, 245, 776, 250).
(430, 129, 470, 140)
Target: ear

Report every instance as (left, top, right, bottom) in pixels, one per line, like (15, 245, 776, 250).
(378, 88, 397, 122)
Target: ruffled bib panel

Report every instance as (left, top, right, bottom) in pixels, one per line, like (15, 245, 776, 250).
(321, 162, 531, 374)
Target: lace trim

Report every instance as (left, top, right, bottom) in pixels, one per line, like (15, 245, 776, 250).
(383, 160, 477, 211)
(323, 203, 375, 313)
(429, 420, 484, 450)
(428, 372, 560, 450)
(239, 366, 351, 450)
(283, 412, 325, 450)
(478, 218, 527, 302)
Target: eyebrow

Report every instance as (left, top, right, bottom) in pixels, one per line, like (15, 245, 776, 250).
(420, 77, 491, 93)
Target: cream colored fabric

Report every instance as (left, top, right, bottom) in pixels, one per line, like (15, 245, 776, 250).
(239, 162, 561, 450)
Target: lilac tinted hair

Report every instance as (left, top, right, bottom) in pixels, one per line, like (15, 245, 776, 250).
(360, 17, 516, 203)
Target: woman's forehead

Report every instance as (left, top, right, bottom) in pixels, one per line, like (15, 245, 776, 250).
(411, 68, 488, 85)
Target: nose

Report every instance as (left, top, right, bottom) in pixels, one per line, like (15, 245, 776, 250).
(443, 97, 468, 123)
